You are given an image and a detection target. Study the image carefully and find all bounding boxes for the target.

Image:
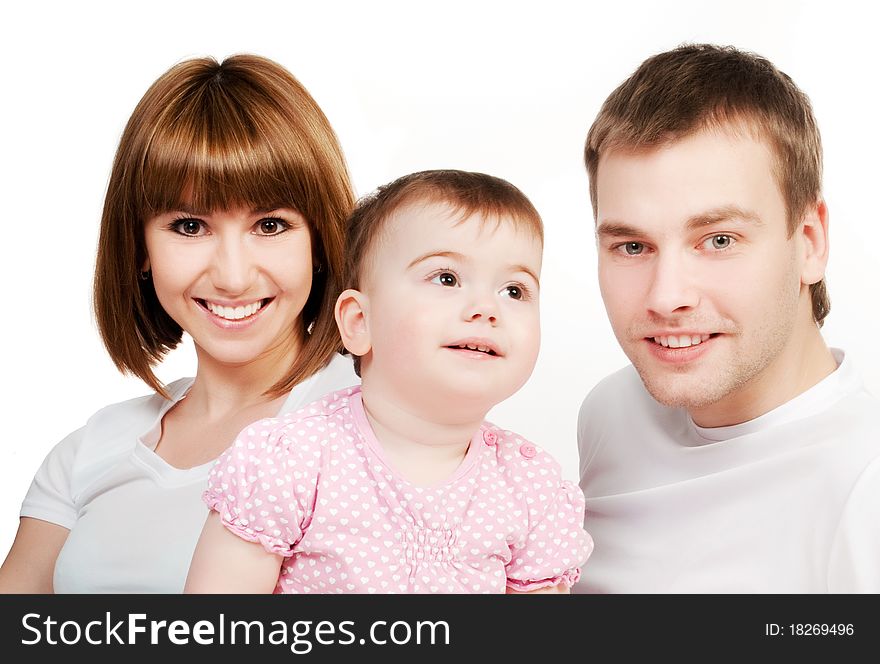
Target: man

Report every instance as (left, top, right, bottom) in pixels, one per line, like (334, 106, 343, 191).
(575, 44, 879, 592)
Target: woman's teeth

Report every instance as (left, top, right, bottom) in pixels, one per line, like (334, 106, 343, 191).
(653, 334, 711, 348)
(206, 300, 264, 320)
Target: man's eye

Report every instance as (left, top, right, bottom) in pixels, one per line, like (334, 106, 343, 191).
(622, 242, 644, 255)
(709, 234, 734, 250)
(431, 272, 458, 287)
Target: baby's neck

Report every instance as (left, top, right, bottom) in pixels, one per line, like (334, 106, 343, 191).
(360, 390, 486, 487)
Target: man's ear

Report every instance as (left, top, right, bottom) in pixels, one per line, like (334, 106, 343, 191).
(335, 289, 372, 357)
(799, 198, 829, 286)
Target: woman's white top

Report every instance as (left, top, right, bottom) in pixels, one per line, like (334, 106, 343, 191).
(20, 354, 358, 593)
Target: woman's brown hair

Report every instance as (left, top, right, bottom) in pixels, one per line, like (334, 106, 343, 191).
(94, 54, 355, 398)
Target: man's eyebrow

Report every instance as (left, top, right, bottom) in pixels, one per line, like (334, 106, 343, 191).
(596, 205, 764, 239)
(595, 221, 643, 239)
(685, 205, 764, 230)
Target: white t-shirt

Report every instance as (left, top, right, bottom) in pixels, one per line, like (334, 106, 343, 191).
(574, 349, 880, 593)
(20, 354, 359, 593)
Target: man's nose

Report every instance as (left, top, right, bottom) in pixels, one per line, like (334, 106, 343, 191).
(644, 251, 700, 317)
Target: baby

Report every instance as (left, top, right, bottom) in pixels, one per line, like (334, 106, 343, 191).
(186, 170, 592, 593)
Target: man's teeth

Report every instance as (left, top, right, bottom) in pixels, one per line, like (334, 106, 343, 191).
(653, 334, 711, 348)
(456, 343, 493, 354)
(206, 300, 264, 320)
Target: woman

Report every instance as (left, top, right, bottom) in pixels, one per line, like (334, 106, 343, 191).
(0, 54, 357, 592)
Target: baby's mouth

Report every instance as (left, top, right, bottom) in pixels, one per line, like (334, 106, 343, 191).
(446, 343, 498, 356)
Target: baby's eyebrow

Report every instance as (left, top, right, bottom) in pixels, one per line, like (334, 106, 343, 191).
(509, 264, 540, 286)
(407, 251, 540, 286)
(407, 250, 468, 269)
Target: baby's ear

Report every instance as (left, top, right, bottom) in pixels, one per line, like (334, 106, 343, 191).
(335, 289, 372, 356)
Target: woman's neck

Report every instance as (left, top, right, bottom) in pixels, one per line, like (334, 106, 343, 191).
(185, 338, 302, 418)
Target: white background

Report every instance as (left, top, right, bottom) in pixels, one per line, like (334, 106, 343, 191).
(1, 0, 878, 557)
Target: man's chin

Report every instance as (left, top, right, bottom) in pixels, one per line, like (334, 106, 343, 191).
(634, 368, 728, 411)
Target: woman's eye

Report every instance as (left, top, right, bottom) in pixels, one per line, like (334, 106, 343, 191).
(622, 242, 644, 255)
(257, 218, 290, 235)
(431, 272, 458, 287)
(709, 234, 734, 250)
(172, 219, 205, 236)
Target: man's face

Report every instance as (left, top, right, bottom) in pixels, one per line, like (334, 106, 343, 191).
(595, 125, 813, 424)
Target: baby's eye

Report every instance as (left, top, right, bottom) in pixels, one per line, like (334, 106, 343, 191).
(705, 234, 735, 251)
(502, 285, 525, 300)
(171, 218, 207, 236)
(431, 272, 458, 287)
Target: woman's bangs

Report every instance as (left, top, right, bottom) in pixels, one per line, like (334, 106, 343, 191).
(140, 98, 306, 217)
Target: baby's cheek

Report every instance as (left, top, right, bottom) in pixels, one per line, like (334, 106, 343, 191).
(372, 314, 424, 366)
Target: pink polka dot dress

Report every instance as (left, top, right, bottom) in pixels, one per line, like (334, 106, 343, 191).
(204, 387, 592, 593)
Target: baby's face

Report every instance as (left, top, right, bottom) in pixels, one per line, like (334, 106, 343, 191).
(360, 201, 542, 419)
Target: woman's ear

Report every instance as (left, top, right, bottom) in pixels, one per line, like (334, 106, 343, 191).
(799, 198, 830, 286)
(335, 289, 372, 357)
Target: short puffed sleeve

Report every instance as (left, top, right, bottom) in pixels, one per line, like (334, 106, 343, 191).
(505, 452, 593, 591)
(20, 427, 85, 529)
(203, 416, 322, 558)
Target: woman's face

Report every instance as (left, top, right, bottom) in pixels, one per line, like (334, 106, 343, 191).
(144, 205, 313, 369)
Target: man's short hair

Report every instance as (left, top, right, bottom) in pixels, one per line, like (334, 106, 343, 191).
(585, 44, 829, 324)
